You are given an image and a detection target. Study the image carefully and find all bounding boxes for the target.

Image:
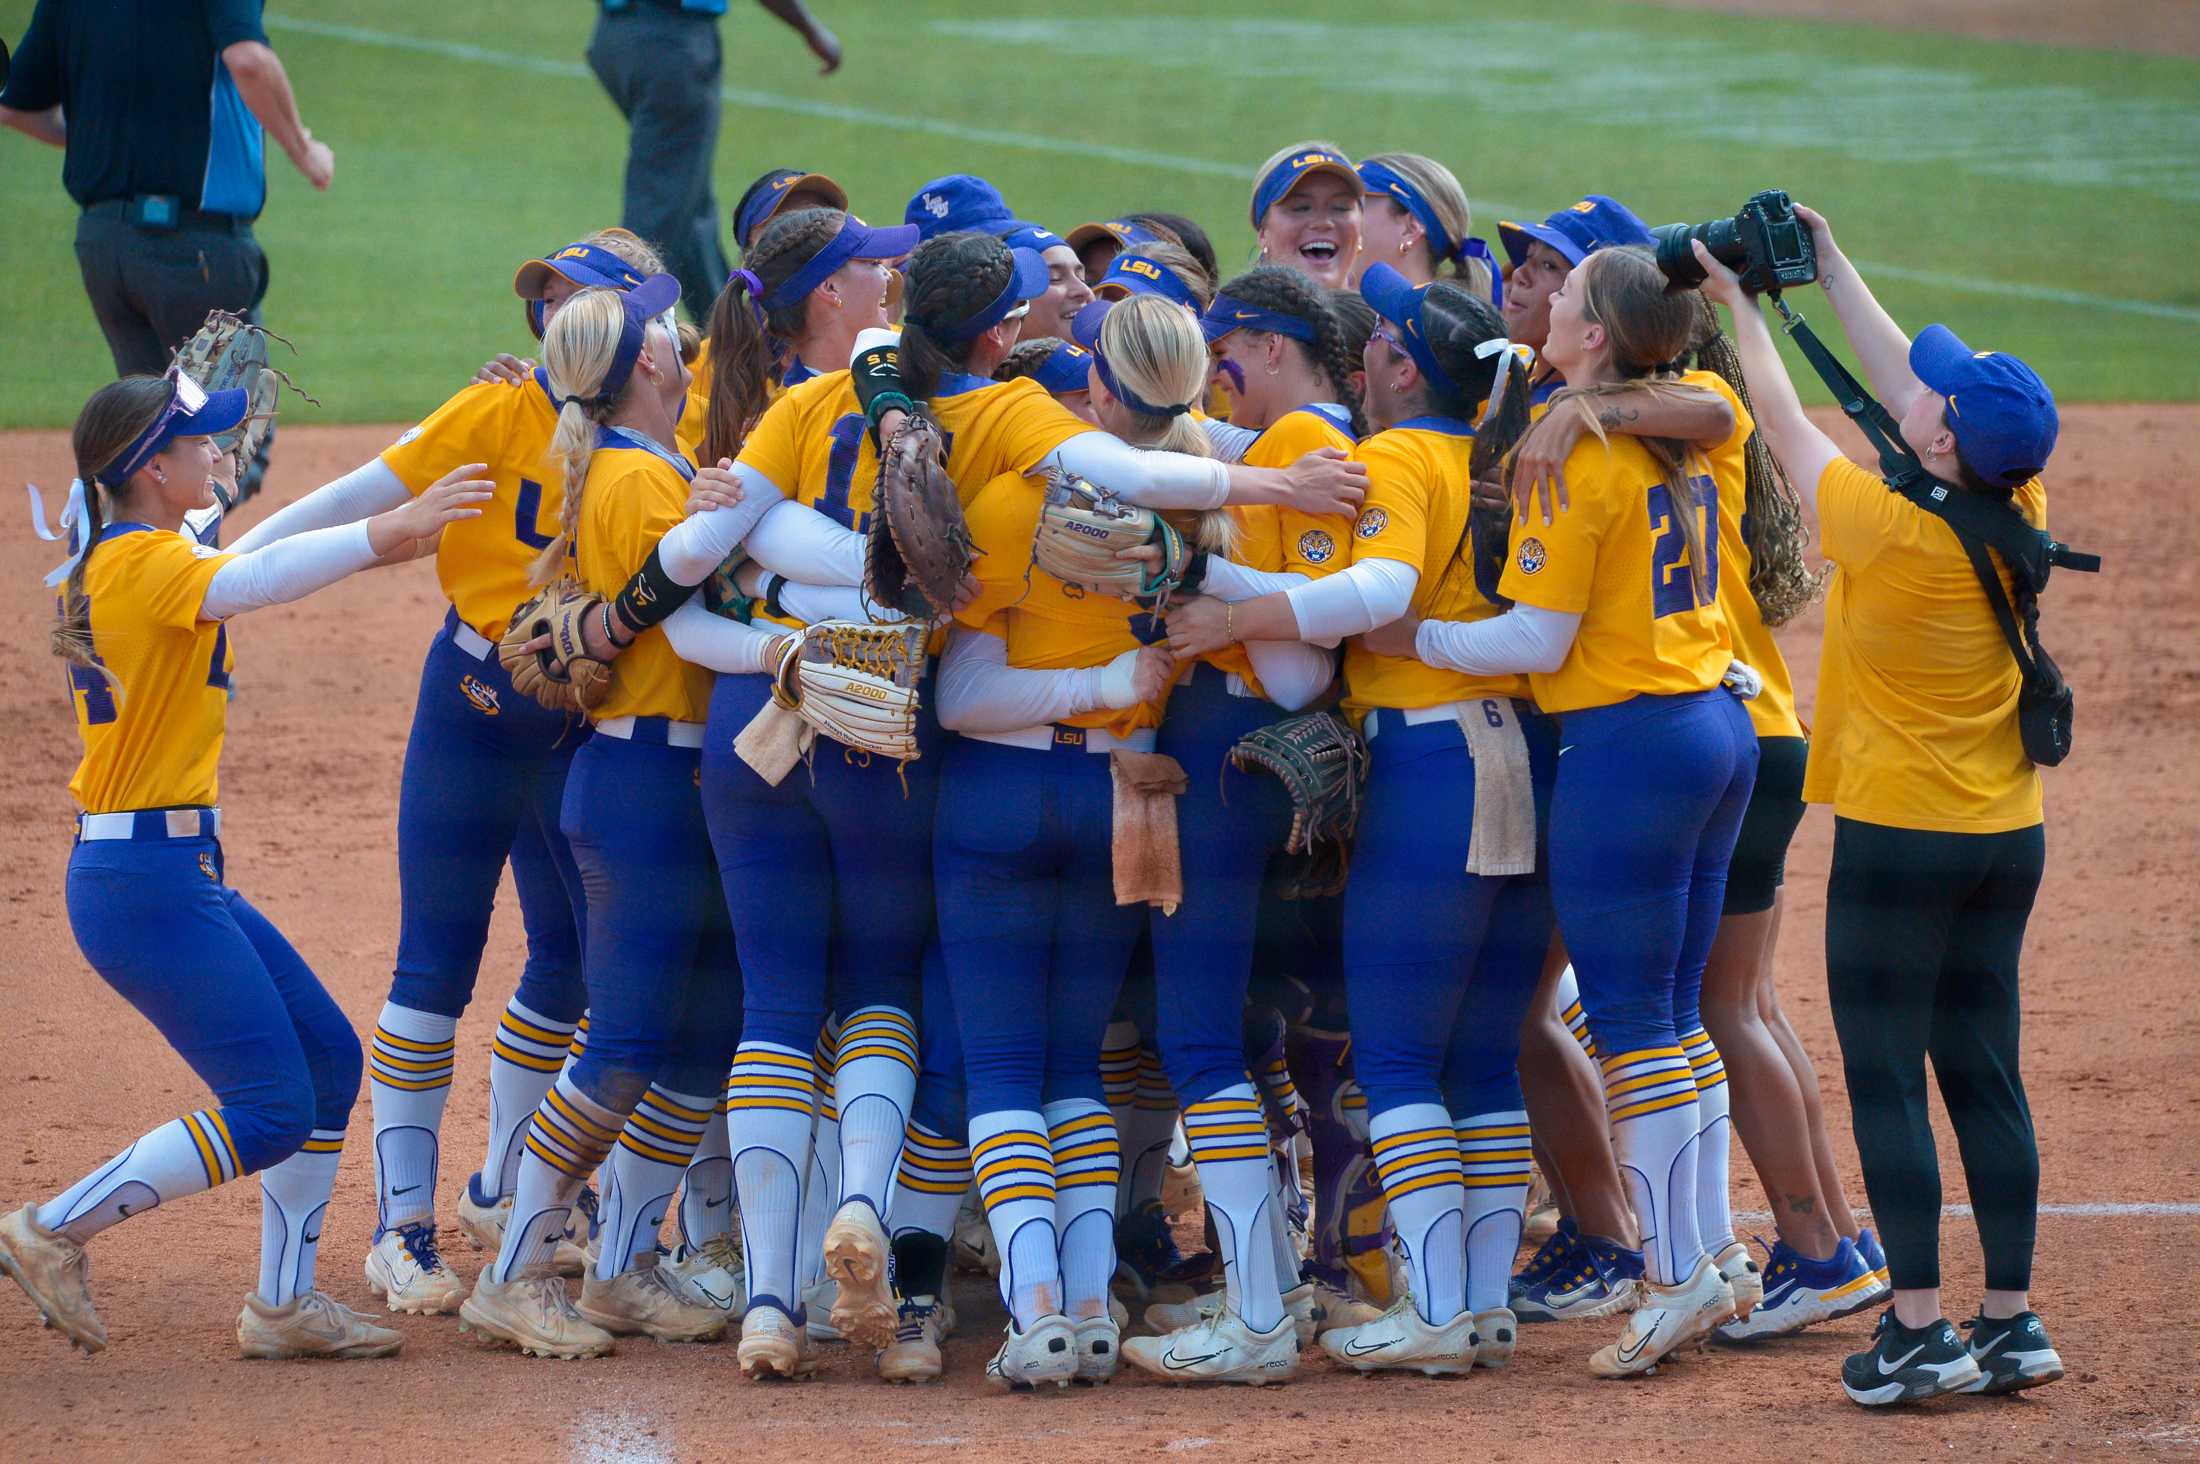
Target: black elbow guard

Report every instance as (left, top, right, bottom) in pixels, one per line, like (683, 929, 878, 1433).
(611, 544, 698, 639)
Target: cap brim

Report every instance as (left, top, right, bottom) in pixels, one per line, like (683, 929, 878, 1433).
(1199, 312, 1240, 345)
(848, 220, 922, 261)
(1006, 247, 1052, 305)
(514, 256, 629, 301)
(1287, 161, 1364, 201)
(179, 386, 251, 438)
(1908, 323, 1973, 396)
(1070, 298, 1114, 350)
(625, 273, 683, 321)
(783, 172, 849, 212)
(1066, 222, 1123, 252)
(1356, 261, 1422, 334)
(1498, 221, 1584, 270)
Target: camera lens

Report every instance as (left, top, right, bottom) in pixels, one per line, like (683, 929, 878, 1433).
(1653, 218, 1750, 291)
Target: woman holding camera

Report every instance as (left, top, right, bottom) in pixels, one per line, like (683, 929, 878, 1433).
(1692, 209, 2065, 1406)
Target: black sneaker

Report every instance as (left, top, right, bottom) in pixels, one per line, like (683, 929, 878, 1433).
(889, 1229, 948, 1304)
(1960, 1311, 2064, 1395)
(1841, 1310, 1984, 1405)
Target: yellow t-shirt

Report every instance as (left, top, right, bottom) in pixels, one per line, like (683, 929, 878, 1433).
(1803, 458, 2046, 834)
(572, 438, 715, 725)
(380, 375, 561, 642)
(676, 337, 713, 463)
(1499, 433, 1732, 715)
(1214, 407, 1356, 698)
(1342, 421, 1529, 718)
(66, 526, 235, 813)
(1683, 370, 1803, 740)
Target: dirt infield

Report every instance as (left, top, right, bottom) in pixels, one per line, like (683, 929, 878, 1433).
(1, 408, 2195, 1461)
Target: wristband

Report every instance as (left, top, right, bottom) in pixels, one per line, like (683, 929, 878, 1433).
(865, 391, 917, 437)
(612, 543, 700, 637)
(1176, 550, 1210, 598)
(762, 572, 789, 621)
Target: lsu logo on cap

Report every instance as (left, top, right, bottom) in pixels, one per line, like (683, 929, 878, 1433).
(1355, 506, 1389, 539)
(1297, 528, 1336, 564)
(1516, 537, 1548, 575)
(922, 193, 951, 219)
(1569, 199, 1597, 214)
(1122, 258, 1164, 282)
(772, 175, 798, 193)
(460, 674, 502, 715)
(1288, 152, 1330, 171)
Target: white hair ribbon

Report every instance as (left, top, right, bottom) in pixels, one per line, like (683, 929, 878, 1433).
(29, 478, 90, 587)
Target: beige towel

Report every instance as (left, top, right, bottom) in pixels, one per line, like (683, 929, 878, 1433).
(1455, 700, 1535, 877)
(1111, 749, 1188, 913)
(735, 699, 813, 786)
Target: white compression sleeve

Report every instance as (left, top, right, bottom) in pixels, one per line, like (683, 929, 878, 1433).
(741, 498, 867, 586)
(1413, 603, 1581, 676)
(661, 600, 787, 675)
(774, 579, 905, 626)
(1201, 418, 1259, 465)
(223, 460, 411, 554)
(1042, 433, 1231, 511)
(652, 463, 789, 585)
(1242, 640, 1336, 713)
(1200, 556, 1310, 602)
(199, 521, 378, 620)
(934, 626, 1109, 733)
(1281, 557, 1419, 647)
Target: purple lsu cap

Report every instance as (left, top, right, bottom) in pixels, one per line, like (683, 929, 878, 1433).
(764, 214, 922, 311)
(96, 371, 250, 489)
(1498, 195, 1653, 269)
(1065, 218, 1160, 257)
(1251, 145, 1362, 227)
(1095, 251, 1199, 310)
(905, 174, 1017, 242)
(1030, 340, 1095, 397)
(735, 168, 849, 248)
(514, 240, 651, 339)
(1358, 260, 1457, 395)
(1910, 324, 2059, 487)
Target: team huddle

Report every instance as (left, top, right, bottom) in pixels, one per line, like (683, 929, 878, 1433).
(7, 138, 2072, 1407)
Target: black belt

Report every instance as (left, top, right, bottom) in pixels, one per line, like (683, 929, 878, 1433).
(84, 197, 251, 235)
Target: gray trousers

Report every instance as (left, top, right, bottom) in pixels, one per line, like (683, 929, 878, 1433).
(587, 6, 729, 320)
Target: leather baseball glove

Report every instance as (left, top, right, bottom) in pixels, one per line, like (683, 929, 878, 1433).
(173, 311, 317, 509)
(1230, 711, 1371, 897)
(865, 412, 973, 618)
(499, 578, 611, 712)
(770, 619, 926, 761)
(1034, 471, 1190, 605)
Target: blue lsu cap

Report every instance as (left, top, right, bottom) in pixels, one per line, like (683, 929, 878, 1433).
(96, 370, 251, 489)
(1030, 340, 1096, 397)
(1909, 324, 2059, 487)
(1201, 294, 1319, 346)
(735, 168, 849, 248)
(1359, 260, 1458, 395)
(1498, 195, 1653, 270)
(1252, 146, 1362, 228)
(514, 241, 651, 339)
(764, 214, 922, 311)
(1069, 298, 1114, 351)
(906, 174, 1017, 242)
(1065, 218, 1160, 257)
(915, 246, 1050, 343)
(1095, 252, 1199, 311)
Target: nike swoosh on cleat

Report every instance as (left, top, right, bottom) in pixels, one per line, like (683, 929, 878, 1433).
(1163, 1350, 1226, 1369)
(1878, 1343, 1927, 1375)
(1342, 1337, 1397, 1357)
(1615, 1319, 1660, 1364)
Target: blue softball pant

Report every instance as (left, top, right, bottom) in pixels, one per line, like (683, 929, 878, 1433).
(700, 670, 939, 1051)
(387, 610, 587, 1025)
(1548, 689, 1757, 1061)
(1149, 666, 1296, 1106)
(65, 816, 362, 1174)
(910, 939, 966, 1138)
(1343, 701, 1558, 1117)
(560, 729, 741, 1109)
(935, 734, 1144, 1115)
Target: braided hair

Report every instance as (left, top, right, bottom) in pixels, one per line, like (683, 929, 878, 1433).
(531, 289, 635, 587)
(51, 377, 175, 686)
(995, 337, 1068, 382)
(898, 231, 1017, 402)
(702, 206, 845, 464)
(1398, 283, 1534, 606)
(1214, 265, 1365, 437)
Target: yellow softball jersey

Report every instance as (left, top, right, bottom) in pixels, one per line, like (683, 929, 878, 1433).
(676, 337, 713, 463)
(1213, 407, 1355, 697)
(1683, 370, 1803, 740)
(380, 375, 560, 642)
(1342, 421, 1529, 718)
(1803, 458, 2046, 834)
(1498, 432, 1732, 715)
(66, 526, 236, 813)
(572, 441, 715, 725)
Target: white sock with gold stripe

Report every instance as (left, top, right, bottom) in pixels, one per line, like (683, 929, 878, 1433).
(1684, 1027, 1734, 1252)
(1369, 1103, 1466, 1324)
(678, 1101, 733, 1251)
(258, 1128, 344, 1306)
(494, 1075, 621, 1282)
(795, 1021, 840, 1290)
(1184, 1084, 1286, 1332)
(1555, 965, 1598, 1059)
(1454, 1109, 1531, 1314)
(481, 997, 576, 1200)
(1601, 1045, 1703, 1286)
(888, 1121, 971, 1243)
(1124, 1048, 1180, 1214)
(833, 1006, 918, 1214)
(729, 1042, 817, 1314)
(38, 1109, 240, 1243)
(1044, 1098, 1120, 1318)
(368, 1003, 456, 1231)
(969, 1110, 1058, 1327)
(597, 1085, 711, 1279)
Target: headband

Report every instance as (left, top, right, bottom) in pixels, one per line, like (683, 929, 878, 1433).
(1092, 343, 1193, 420)
(1357, 161, 1505, 309)
(563, 275, 683, 411)
(1251, 146, 1359, 228)
(912, 246, 1048, 343)
(1098, 252, 1199, 311)
(763, 215, 921, 312)
(1201, 294, 1319, 344)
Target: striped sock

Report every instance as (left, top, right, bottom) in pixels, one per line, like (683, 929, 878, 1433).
(833, 1006, 919, 1214)
(1455, 1110, 1532, 1315)
(1044, 1099, 1121, 1318)
(1601, 1044, 1703, 1286)
(1184, 1085, 1286, 1333)
(1338, 1079, 1370, 1142)
(1555, 965, 1598, 1059)
(566, 1014, 590, 1062)
(495, 1075, 620, 1281)
(482, 998, 576, 1199)
(1684, 1027, 1734, 1252)
(679, 1100, 734, 1251)
(597, 1085, 711, 1279)
(796, 1021, 841, 1291)
(1253, 1047, 1299, 1124)
(257, 1128, 344, 1307)
(1123, 1047, 1179, 1214)
(367, 1003, 456, 1230)
(889, 1121, 972, 1243)
(729, 1042, 817, 1312)
(1100, 1023, 1141, 1213)
(1369, 1103, 1466, 1324)
(38, 1108, 241, 1243)
(969, 1110, 1058, 1326)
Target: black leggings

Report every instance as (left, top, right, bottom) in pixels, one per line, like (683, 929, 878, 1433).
(1824, 817, 2045, 1293)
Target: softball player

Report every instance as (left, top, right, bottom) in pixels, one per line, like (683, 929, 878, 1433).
(2, 371, 485, 1358)
(732, 167, 849, 254)
(1251, 142, 1364, 291)
(994, 336, 1100, 424)
(1354, 152, 1500, 304)
(458, 278, 739, 1360)
(220, 230, 671, 1313)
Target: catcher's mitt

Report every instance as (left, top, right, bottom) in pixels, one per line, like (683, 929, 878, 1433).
(1230, 711, 1371, 898)
(770, 619, 926, 762)
(865, 413, 973, 619)
(499, 578, 611, 713)
(173, 311, 317, 508)
(1034, 471, 1190, 605)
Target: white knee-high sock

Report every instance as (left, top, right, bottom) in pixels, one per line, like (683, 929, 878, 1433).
(729, 1042, 817, 1313)
(969, 1109, 1059, 1327)
(1555, 965, 1598, 1059)
(1184, 1085, 1286, 1332)
(1684, 1027, 1734, 1252)
(1601, 1044, 1703, 1286)
(597, 1085, 711, 1279)
(1123, 1048, 1179, 1214)
(889, 1121, 971, 1242)
(833, 1006, 919, 1215)
(482, 998, 576, 1199)
(795, 1021, 840, 1289)
(1368, 1103, 1466, 1325)
(257, 1129, 344, 1306)
(679, 1099, 734, 1250)
(1100, 1022, 1141, 1214)
(39, 1109, 239, 1243)
(1044, 1098, 1120, 1319)
(493, 1075, 620, 1282)
(1454, 1109, 1531, 1315)
(368, 1004, 456, 1231)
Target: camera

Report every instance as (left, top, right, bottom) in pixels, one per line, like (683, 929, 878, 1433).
(1653, 190, 1818, 295)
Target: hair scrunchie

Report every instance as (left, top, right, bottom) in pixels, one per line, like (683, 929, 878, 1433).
(726, 267, 768, 325)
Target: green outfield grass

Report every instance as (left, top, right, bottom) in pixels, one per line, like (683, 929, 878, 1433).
(4, 0, 2197, 427)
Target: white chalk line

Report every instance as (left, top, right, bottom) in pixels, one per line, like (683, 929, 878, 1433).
(266, 15, 2200, 328)
(1733, 1201, 2199, 1224)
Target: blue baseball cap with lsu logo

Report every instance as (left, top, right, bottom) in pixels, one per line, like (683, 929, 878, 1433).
(734, 168, 850, 249)
(1065, 217, 1161, 259)
(1909, 324, 2060, 487)
(1498, 196, 1654, 269)
(1358, 260, 1459, 394)
(905, 174, 1018, 241)
(1251, 145, 1362, 228)
(1095, 251, 1201, 310)
(513, 240, 650, 339)
(1029, 340, 1096, 397)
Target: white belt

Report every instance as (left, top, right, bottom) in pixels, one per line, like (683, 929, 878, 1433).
(1361, 701, 1480, 740)
(78, 807, 221, 841)
(962, 724, 1158, 755)
(1224, 672, 1257, 699)
(593, 715, 707, 749)
(451, 619, 496, 661)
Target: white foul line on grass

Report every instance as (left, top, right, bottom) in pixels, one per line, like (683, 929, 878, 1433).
(268, 15, 2200, 327)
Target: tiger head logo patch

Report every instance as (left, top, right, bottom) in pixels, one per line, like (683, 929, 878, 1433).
(460, 675, 502, 715)
(1354, 507, 1389, 540)
(198, 850, 218, 881)
(1297, 529, 1336, 565)
(1516, 537, 1548, 575)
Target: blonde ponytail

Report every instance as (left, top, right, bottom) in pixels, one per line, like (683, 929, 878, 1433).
(531, 288, 631, 586)
(1098, 295, 1235, 555)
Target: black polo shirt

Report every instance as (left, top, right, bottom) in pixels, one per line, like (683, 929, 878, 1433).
(2, 0, 270, 216)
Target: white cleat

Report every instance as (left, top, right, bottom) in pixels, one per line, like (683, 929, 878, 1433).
(0, 1203, 106, 1354)
(1473, 1306, 1518, 1369)
(877, 1293, 949, 1383)
(1123, 1305, 1300, 1385)
(1318, 1298, 1479, 1377)
(363, 1223, 467, 1316)
(237, 1289, 404, 1360)
(1310, 1278, 1383, 1334)
(985, 1314, 1080, 1390)
(951, 1201, 1000, 1277)
(1144, 1280, 1322, 1348)
(1713, 1240, 1763, 1321)
(802, 1274, 842, 1342)
(664, 1234, 746, 1315)
(459, 1271, 614, 1359)
(738, 1302, 817, 1379)
(1073, 1313, 1121, 1384)
(822, 1201, 897, 1349)
(1589, 1254, 1735, 1379)
(577, 1262, 728, 1343)
(455, 1185, 590, 1277)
